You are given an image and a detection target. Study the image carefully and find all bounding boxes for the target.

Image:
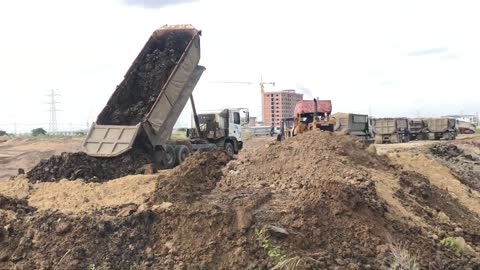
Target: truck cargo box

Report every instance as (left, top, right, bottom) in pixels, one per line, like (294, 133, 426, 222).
(333, 113, 369, 137)
(425, 118, 456, 133)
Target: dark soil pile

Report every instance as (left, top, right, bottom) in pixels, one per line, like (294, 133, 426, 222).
(26, 149, 154, 183)
(430, 143, 480, 192)
(218, 131, 480, 268)
(0, 195, 35, 215)
(154, 150, 231, 202)
(96, 31, 192, 125)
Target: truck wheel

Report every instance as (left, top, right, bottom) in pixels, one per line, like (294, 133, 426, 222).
(224, 142, 235, 157)
(176, 145, 190, 165)
(163, 145, 176, 169)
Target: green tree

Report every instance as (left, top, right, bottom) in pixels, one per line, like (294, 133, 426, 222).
(31, 128, 47, 137)
(0, 130, 6, 136)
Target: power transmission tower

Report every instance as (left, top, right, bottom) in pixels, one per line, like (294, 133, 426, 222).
(46, 90, 60, 133)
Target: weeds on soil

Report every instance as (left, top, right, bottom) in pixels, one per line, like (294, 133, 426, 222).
(388, 243, 418, 270)
(440, 237, 460, 252)
(255, 228, 285, 260)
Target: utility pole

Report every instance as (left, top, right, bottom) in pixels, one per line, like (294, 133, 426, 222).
(46, 90, 60, 133)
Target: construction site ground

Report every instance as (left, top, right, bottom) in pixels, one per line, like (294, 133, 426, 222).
(0, 133, 480, 269)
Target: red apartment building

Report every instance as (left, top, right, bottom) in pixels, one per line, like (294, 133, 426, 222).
(262, 89, 303, 128)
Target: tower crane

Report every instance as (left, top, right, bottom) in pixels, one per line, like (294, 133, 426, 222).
(209, 78, 275, 123)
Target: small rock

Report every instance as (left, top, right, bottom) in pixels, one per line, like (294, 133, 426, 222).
(165, 241, 174, 250)
(55, 222, 71, 234)
(153, 202, 173, 210)
(437, 211, 450, 223)
(454, 227, 464, 234)
(235, 208, 253, 232)
(117, 204, 138, 217)
(267, 225, 289, 237)
(335, 258, 345, 266)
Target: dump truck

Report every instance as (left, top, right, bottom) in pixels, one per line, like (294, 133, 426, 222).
(457, 120, 476, 134)
(333, 113, 370, 140)
(408, 118, 428, 141)
(83, 25, 248, 169)
(424, 118, 457, 140)
(372, 118, 409, 144)
(277, 99, 334, 140)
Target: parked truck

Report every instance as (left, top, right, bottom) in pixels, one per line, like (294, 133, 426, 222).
(372, 118, 409, 144)
(457, 120, 476, 134)
(424, 118, 457, 140)
(333, 113, 370, 140)
(408, 118, 428, 141)
(83, 25, 248, 169)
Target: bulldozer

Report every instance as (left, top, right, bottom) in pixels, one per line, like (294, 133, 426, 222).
(278, 99, 335, 140)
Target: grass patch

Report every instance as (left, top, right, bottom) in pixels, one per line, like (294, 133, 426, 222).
(388, 244, 418, 270)
(255, 228, 285, 260)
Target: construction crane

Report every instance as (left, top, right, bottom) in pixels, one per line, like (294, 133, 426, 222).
(209, 78, 275, 123)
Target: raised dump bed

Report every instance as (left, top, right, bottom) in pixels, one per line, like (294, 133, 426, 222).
(372, 118, 409, 144)
(84, 25, 204, 157)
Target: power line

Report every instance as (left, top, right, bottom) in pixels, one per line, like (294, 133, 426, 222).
(46, 89, 60, 133)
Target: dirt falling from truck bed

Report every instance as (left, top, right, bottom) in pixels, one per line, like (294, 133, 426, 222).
(26, 149, 154, 183)
(96, 31, 192, 125)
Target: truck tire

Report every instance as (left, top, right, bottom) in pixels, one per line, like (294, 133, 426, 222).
(175, 145, 190, 165)
(163, 145, 176, 169)
(224, 142, 235, 157)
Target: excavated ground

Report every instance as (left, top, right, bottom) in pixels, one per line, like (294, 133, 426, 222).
(1, 132, 480, 269)
(96, 31, 192, 125)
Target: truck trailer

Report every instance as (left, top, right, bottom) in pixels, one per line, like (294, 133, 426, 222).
(333, 113, 370, 140)
(424, 118, 457, 140)
(372, 118, 409, 144)
(408, 119, 428, 141)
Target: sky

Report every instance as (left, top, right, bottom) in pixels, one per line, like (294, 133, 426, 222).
(0, 0, 479, 133)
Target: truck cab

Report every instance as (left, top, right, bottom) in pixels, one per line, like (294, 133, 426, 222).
(187, 108, 249, 156)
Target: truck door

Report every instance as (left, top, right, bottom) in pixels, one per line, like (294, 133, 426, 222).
(229, 111, 242, 140)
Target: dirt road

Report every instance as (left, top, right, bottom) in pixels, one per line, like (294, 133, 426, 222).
(0, 137, 82, 180)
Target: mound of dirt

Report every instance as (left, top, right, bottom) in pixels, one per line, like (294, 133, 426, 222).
(26, 149, 154, 183)
(2, 132, 480, 269)
(96, 31, 192, 125)
(219, 131, 480, 268)
(154, 150, 231, 202)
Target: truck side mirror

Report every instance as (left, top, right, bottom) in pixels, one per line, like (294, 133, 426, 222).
(240, 110, 249, 124)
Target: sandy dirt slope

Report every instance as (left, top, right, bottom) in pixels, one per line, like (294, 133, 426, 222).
(0, 132, 479, 269)
(0, 137, 83, 180)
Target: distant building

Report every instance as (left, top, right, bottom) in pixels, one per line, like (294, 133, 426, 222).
(442, 114, 479, 126)
(262, 89, 303, 128)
